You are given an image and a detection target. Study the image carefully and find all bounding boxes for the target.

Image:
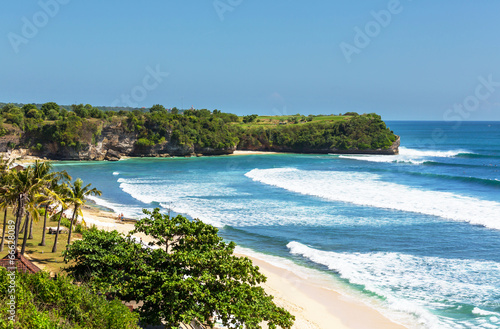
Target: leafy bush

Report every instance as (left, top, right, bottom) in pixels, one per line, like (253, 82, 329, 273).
(46, 109, 60, 120)
(242, 114, 258, 123)
(0, 268, 140, 328)
(0, 122, 7, 137)
(135, 138, 154, 148)
(60, 217, 72, 229)
(75, 223, 85, 234)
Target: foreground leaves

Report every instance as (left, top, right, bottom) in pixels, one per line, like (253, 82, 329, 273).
(64, 209, 294, 329)
(0, 268, 139, 329)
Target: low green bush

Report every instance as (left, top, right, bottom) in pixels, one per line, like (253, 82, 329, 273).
(0, 268, 140, 328)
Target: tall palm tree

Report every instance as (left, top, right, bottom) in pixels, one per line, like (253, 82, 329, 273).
(52, 183, 71, 253)
(66, 179, 101, 246)
(0, 157, 12, 252)
(19, 161, 69, 255)
(40, 178, 69, 247)
(30, 161, 71, 247)
(6, 165, 47, 255)
(20, 213, 32, 255)
(5, 166, 36, 251)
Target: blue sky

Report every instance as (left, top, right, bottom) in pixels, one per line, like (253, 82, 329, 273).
(1, 1, 500, 120)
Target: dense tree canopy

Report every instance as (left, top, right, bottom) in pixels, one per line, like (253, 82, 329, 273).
(64, 209, 295, 329)
(1, 102, 397, 155)
(238, 113, 397, 151)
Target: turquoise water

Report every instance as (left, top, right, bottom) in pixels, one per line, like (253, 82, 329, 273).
(54, 122, 500, 329)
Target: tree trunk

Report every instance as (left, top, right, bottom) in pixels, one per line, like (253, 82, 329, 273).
(14, 196, 25, 253)
(67, 205, 78, 245)
(14, 198, 21, 252)
(20, 213, 28, 235)
(0, 208, 7, 252)
(39, 204, 48, 246)
(19, 211, 27, 234)
(28, 214, 34, 239)
(52, 210, 64, 253)
(20, 213, 30, 255)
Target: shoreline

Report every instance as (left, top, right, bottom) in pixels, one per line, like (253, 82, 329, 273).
(231, 150, 279, 155)
(73, 206, 407, 329)
(1, 140, 398, 164)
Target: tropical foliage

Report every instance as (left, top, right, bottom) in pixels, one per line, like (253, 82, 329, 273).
(64, 209, 295, 329)
(0, 161, 100, 255)
(0, 267, 139, 328)
(237, 113, 397, 151)
(1, 102, 397, 155)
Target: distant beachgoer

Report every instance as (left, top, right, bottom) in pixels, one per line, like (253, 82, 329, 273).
(120, 213, 124, 221)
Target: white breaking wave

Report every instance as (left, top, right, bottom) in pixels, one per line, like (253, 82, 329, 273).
(398, 147, 469, 158)
(113, 172, 119, 176)
(287, 241, 500, 329)
(245, 168, 500, 230)
(117, 176, 404, 228)
(472, 308, 500, 317)
(339, 147, 471, 164)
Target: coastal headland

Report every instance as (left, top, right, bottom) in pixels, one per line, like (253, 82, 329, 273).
(0, 103, 399, 161)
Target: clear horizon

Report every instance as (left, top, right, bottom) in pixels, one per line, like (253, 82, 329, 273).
(1, 1, 500, 121)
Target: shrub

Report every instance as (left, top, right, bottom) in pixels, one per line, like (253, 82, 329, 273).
(0, 268, 140, 328)
(135, 138, 154, 147)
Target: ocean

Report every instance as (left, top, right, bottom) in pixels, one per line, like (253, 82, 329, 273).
(54, 121, 500, 329)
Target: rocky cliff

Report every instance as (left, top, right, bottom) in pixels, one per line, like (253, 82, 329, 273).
(0, 123, 237, 161)
(0, 124, 399, 161)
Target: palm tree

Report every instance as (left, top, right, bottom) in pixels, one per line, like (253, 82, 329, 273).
(40, 178, 69, 247)
(4, 166, 40, 251)
(30, 161, 71, 247)
(66, 179, 101, 246)
(6, 164, 49, 255)
(0, 157, 12, 252)
(52, 183, 71, 253)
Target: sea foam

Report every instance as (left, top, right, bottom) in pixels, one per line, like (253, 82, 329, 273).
(86, 195, 144, 219)
(338, 147, 472, 165)
(245, 168, 500, 230)
(287, 241, 500, 329)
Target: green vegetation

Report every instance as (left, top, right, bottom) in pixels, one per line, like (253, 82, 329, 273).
(0, 160, 100, 259)
(64, 209, 295, 329)
(237, 113, 397, 151)
(123, 107, 240, 150)
(0, 159, 294, 328)
(0, 268, 139, 328)
(0, 205, 74, 274)
(1, 102, 397, 155)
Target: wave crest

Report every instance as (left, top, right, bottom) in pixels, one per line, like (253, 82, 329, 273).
(245, 168, 500, 230)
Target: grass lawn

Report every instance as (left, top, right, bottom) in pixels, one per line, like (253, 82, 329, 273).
(0, 208, 79, 274)
(234, 114, 350, 129)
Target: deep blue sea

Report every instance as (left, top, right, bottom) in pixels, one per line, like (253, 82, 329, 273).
(54, 121, 500, 329)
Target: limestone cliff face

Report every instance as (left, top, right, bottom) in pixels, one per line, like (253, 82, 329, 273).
(36, 125, 138, 160)
(0, 125, 398, 160)
(1, 124, 237, 161)
(0, 134, 20, 153)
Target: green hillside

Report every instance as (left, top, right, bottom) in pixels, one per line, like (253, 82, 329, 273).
(0, 103, 398, 158)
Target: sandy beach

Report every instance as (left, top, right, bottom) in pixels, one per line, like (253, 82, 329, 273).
(231, 150, 279, 155)
(77, 206, 407, 329)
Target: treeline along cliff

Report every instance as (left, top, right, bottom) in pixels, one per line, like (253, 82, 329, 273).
(0, 103, 399, 160)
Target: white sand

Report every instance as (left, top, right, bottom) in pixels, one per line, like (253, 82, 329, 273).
(231, 150, 279, 155)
